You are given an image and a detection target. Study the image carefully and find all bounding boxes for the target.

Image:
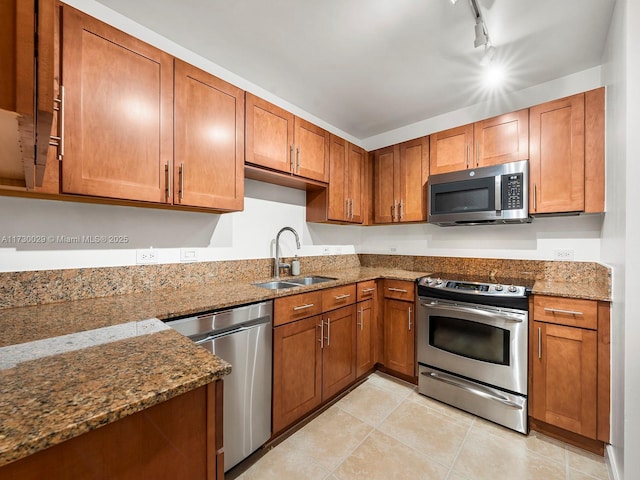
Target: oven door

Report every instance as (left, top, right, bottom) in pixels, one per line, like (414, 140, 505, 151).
(417, 297, 528, 395)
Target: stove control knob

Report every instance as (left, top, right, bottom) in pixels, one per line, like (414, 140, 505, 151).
(425, 277, 432, 284)
(435, 278, 443, 285)
(508, 285, 517, 293)
(495, 284, 503, 291)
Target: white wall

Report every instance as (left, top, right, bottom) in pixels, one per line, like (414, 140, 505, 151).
(600, 0, 640, 478)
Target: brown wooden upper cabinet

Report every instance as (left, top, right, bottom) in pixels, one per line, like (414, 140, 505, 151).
(429, 109, 529, 175)
(0, 0, 56, 190)
(245, 93, 329, 183)
(327, 136, 364, 223)
(373, 136, 429, 223)
(59, 6, 244, 212)
(60, 6, 174, 203)
(174, 60, 244, 211)
(529, 88, 605, 214)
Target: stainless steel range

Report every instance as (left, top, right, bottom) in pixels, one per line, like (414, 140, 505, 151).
(416, 275, 532, 433)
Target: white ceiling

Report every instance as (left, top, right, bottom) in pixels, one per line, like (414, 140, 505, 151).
(94, 0, 616, 141)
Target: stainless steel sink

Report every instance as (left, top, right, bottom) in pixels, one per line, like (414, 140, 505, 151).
(287, 276, 337, 286)
(253, 280, 300, 290)
(253, 276, 337, 290)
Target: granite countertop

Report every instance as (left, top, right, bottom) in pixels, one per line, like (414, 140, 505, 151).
(0, 266, 424, 468)
(531, 279, 611, 301)
(0, 264, 610, 468)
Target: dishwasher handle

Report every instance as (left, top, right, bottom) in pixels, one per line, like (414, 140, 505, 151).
(193, 322, 265, 344)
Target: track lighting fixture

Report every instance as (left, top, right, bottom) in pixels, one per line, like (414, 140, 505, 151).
(468, 0, 490, 49)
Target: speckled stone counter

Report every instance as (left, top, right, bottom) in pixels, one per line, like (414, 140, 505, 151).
(0, 257, 610, 468)
(0, 265, 422, 468)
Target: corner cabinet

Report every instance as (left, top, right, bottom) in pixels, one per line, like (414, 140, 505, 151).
(529, 295, 610, 454)
(529, 88, 605, 214)
(373, 137, 429, 224)
(245, 93, 329, 184)
(429, 109, 529, 175)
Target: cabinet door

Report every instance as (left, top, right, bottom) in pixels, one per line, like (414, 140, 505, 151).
(531, 321, 597, 438)
(61, 6, 173, 202)
(398, 136, 428, 222)
(529, 94, 585, 213)
(347, 143, 365, 224)
(294, 117, 329, 182)
(174, 60, 244, 211)
(429, 124, 473, 175)
(383, 299, 415, 377)
(356, 299, 375, 377)
(273, 315, 323, 434)
(475, 109, 529, 168)
(322, 305, 357, 400)
(373, 145, 397, 223)
(327, 134, 347, 221)
(245, 92, 294, 174)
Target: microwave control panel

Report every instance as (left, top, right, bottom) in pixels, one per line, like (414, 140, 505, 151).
(501, 173, 524, 210)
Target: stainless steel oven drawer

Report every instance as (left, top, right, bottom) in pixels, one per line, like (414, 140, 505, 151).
(418, 364, 528, 434)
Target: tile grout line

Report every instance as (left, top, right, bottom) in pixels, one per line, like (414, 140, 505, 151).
(445, 416, 477, 479)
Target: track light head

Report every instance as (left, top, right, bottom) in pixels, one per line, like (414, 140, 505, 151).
(474, 21, 488, 48)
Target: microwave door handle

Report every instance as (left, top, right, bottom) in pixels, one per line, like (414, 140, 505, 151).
(495, 175, 502, 211)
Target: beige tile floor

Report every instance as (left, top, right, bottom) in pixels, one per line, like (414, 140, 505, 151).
(231, 372, 611, 480)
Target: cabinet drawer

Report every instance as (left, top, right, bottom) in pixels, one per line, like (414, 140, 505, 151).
(383, 280, 415, 302)
(274, 291, 323, 326)
(322, 284, 357, 311)
(533, 295, 598, 330)
(357, 280, 377, 302)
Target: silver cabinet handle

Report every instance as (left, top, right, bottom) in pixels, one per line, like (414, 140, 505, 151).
(179, 162, 185, 200)
(334, 294, 351, 300)
(538, 326, 542, 359)
(361, 288, 375, 293)
(165, 163, 171, 201)
(296, 146, 300, 173)
(391, 202, 396, 222)
(466, 143, 470, 169)
(388, 287, 408, 293)
(325, 318, 330, 346)
(399, 200, 404, 221)
(290, 144, 295, 173)
(318, 319, 324, 349)
(543, 307, 584, 316)
(49, 85, 65, 159)
(476, 141, 480, 167)
(408, 306, 412, 331)
(357, 307, 364, 330)
(533, 183, 537, 211)
(293, 303, 315, 311)
(423, 371, 524, 410)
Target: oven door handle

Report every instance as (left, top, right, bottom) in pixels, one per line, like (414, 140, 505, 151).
(422, 371, 524, 410)
(421, 302, 525, 323)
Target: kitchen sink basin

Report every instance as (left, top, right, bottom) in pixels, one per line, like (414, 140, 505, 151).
(287, 276, 337, 286)
(253, 280, 300, 290)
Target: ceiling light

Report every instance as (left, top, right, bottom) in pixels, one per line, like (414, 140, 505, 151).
(450, 0, 459, 4)
(484, 64, 506, 88)
(474, 20, 488, 48)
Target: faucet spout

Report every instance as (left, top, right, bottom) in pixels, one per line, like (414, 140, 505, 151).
(274, 227, 301, 279)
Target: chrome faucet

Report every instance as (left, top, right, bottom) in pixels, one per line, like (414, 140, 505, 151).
(274, 227, 301, 279)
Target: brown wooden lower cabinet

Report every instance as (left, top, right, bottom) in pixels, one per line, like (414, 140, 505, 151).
(356, 298, 375, 377)
(529, 295, 610, 454)
(382, 298, 415, 378)
(0, 381, 224, 480)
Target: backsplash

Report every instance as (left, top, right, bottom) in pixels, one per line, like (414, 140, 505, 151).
(1, 253, 609, 310)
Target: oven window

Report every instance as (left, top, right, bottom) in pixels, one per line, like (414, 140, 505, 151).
(429, 316, 510, 365)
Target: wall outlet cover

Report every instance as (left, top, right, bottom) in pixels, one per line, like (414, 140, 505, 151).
(136, 249, 158, 264)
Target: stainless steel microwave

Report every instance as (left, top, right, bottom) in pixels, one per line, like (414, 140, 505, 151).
(427, 159, 531, 226)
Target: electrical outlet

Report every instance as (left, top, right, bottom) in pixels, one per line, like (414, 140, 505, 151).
(389, 246, 398, 253)
(136, 249, 158, 264)
(553, 249, 574, 261)
(335, 246, 342, 254)
(180, 248, 198, 263)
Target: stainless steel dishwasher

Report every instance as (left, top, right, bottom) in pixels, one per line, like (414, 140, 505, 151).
(166, 300, 272, 472)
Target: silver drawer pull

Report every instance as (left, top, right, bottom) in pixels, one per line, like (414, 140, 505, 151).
(293, 303, 315, 311)
(334, 294, 351, 300)
(388, 287, 408, 293)
(361, 288, 375, 293)
(543, 307, 584, 316)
